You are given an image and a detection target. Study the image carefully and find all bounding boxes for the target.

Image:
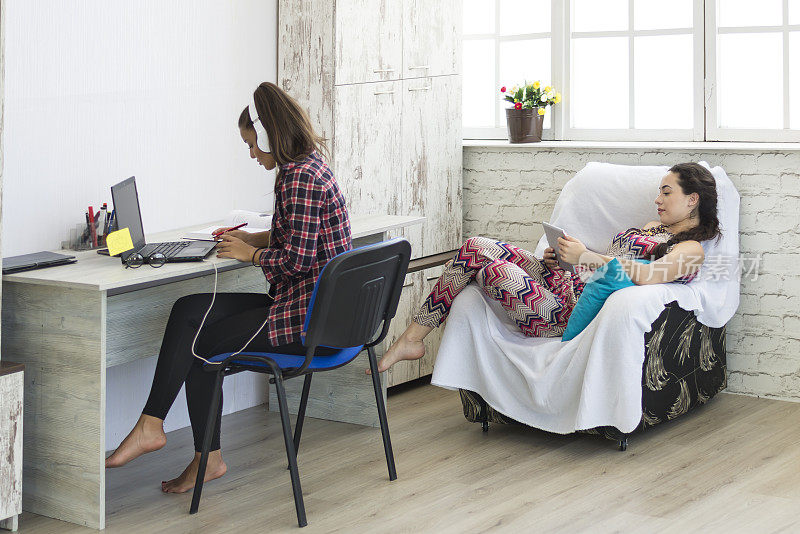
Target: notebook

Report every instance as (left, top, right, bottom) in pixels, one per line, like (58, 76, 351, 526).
(182, 210, 271, 241)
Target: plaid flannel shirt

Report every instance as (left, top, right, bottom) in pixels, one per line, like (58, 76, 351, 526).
(257, 151, 352, 346)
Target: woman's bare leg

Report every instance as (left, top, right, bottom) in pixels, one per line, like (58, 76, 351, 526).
(368, 321, 433, 375)
(161, 450, 227, 494)
(105, 414, 167, 468)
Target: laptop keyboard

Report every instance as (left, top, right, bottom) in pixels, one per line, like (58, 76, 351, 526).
(143, 241, 191, 258)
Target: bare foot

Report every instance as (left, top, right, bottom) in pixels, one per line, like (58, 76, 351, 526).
(367, 333, 426, 375)
(106, 414, 167, 468)
(161, 451, 227, 494)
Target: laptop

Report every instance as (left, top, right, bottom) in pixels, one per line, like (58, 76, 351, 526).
(3, 251, 77, 274)
(110, 176, 217, 263)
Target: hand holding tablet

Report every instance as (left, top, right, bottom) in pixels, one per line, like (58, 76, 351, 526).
(542, 222, 575, 273)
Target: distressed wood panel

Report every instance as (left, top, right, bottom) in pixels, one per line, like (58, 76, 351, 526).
(333, 81, 402, 223)
(335, 0, 402, 85)
(1, 283, 105, 529)
(402, 75, 463, 258)
(0, 370, 23, 527)
(402, 0, 461, 78)
(106, 268, 266, 368)
(278, 0, 336, 154)
(1, 0, 6, 340)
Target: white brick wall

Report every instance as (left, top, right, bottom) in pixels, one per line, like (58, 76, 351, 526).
(463, 146, 800, 401)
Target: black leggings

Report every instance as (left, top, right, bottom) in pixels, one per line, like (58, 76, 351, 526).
(142, 292, 334, 452)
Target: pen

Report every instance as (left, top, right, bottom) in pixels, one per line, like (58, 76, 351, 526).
(212, 222, 248, 237)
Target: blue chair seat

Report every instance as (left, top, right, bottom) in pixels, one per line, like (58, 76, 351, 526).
(206, 345, 364, 371)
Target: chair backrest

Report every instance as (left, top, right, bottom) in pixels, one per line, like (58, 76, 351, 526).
(303, 238, 411, 349)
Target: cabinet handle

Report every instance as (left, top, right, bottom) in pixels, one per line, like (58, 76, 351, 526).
(373, 90, 395, 95)
(408, 86, 431, 92)
(408, 65, 430, 70)
(373, 68, 396, 73)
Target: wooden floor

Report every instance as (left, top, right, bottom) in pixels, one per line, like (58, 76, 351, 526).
(15, 382, 800, 533)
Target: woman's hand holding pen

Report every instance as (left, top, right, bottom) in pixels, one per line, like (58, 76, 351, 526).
(212, 228, 253, 244)
(215, 234, 257, 262)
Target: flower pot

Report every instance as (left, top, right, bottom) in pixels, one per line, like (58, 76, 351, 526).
(505, 108, 544, 143)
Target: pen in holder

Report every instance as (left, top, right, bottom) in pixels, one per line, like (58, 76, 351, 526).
(61, 207, 115, 251)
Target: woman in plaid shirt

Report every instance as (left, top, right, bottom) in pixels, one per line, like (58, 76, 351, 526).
(106, 83, 352, 494)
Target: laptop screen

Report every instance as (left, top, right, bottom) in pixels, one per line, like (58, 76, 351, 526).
(110, 176, 146, 258)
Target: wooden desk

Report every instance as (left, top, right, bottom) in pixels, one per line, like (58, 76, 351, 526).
(1, 214, 423, 530)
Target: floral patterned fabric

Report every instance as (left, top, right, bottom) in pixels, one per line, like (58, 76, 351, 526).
(458, 301, 727, 442)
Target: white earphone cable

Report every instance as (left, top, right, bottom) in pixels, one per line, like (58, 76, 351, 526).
(191, 261, 271, 365)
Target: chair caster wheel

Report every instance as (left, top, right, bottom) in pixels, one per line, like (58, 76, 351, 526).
(482, 420, 489, 432)
(619, 438, 628, 451)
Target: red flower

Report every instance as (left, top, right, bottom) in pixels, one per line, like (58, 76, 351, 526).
(500, 86, 506, 92)
(514, 102, 522, 110)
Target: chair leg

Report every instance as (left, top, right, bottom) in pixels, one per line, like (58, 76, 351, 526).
(272, 368, 308, 528)
(367, 346, 397, 481)
(294, 373, 313, 454)
(190, 370, 224, 514)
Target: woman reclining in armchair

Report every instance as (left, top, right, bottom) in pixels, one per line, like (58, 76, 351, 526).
(370, 162, 721, 375)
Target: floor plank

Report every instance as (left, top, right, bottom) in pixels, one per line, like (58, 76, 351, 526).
(14, 385, 800, 533)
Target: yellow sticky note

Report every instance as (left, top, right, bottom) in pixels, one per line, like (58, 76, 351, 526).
(106, 228, 135, 257)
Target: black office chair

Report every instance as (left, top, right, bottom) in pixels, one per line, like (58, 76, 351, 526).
(189, 238, 412, 527)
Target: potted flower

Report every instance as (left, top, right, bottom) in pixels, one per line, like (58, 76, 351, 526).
(501, 81, 561, 143)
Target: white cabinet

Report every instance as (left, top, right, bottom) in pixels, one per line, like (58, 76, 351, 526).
(280, 0, 462, 386)
(401, 75, 463, 257)
(403, 0, 460, 78)
(335, 0, 403, 85)
(333, 81, 402, 218)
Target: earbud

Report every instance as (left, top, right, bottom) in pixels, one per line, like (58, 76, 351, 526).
(248, 102, 271, 153)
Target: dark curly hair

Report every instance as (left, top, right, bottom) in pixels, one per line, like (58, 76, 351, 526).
(651, 163, 722, 260)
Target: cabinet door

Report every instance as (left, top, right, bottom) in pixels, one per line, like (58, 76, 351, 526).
(335, 0, 403, 85)
(333, 81, 402, 220)
(402, 0, 461, 78)
(401, 75, 463, 259)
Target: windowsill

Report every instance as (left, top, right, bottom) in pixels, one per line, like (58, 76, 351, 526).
(463, 139, 800, 151)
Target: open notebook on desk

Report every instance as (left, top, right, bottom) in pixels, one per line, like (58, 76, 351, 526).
(183, 210, 272, 241)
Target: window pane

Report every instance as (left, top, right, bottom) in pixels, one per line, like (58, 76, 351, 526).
(571, 37, 629, 128)
(634, 0, 693, 30)
(572, 0, 628, 32)
(791, 32, 800, 128)
(499, 0, 550, 35)
(464, 0, 495, 35)
(718, 0, 782, 27)
(498, 39, 551, 88)
(463, 39, 496, 128)
(634, 35, 693, 128)
(790, 0, 800, 24)
(717, 33, 783, 128)
(499, 39, 552, 129)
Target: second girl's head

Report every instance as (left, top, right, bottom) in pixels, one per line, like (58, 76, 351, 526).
(651, 162, 721, 259)
(238, 82, 327, 172)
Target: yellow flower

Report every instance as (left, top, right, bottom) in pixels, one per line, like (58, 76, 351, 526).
(544, 86, 551, 93)
(554, 92, 561, 104)
(533, 81, 540, 89)
(538, 107, 546, 116)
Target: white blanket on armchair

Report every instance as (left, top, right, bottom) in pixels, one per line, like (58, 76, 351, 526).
(431, 162, 740, 434)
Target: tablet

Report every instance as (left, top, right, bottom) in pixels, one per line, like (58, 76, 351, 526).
(542, 222, 575, 273)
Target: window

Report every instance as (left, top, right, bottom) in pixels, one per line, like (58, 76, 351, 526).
(462, 0, 800, 142)
(463, 0, 558, 140)
(706, 0, 800, 141)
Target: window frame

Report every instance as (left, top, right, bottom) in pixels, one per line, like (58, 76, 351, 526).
(462, 0, 562, 140)
(462, 0, 800, 142)
(704, 0, 800, 142)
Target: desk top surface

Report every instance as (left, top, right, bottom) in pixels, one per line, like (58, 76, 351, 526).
(3, 214, 424, 292)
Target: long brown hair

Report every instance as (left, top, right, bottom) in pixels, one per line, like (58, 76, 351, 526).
(238, 82, 329, 190)
(651, 163, 722, 259)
